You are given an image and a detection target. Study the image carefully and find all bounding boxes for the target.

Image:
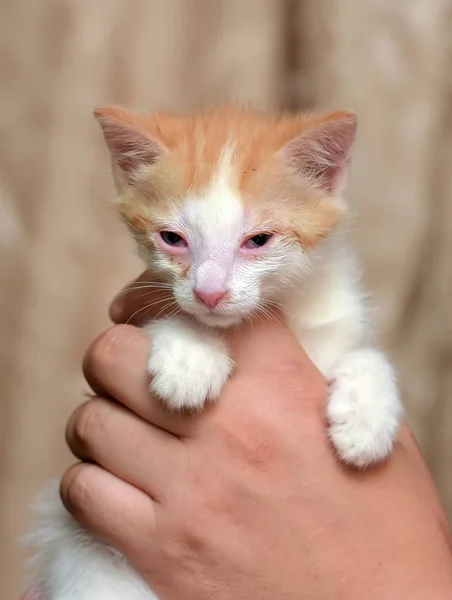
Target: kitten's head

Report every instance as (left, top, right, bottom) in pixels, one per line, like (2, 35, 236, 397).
(94, 105, 356, 327)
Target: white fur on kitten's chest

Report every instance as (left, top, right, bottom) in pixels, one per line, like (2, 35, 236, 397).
(282, 238, 401, 468)
(283, 238, 369, 375)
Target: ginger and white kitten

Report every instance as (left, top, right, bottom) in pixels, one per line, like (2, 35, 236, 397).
(28, 105, 403, 599)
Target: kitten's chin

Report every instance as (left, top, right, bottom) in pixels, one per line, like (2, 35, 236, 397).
(194, 312, 243, 328)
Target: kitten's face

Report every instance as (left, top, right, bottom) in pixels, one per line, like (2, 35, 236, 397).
(95, 106, 356, 327)
(138, 179, 309, 327)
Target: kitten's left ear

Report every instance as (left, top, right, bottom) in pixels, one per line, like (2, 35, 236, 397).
(282, 110, 357, 196)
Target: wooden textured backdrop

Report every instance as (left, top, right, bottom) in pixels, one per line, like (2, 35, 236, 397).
(1, 1, 452, 598)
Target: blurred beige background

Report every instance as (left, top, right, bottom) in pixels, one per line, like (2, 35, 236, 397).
(1, 1, 452, 598)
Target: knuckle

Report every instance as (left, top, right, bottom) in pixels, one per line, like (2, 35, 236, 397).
(69, 400, 104, 449)
(238, 428, 279, 469)
(60, 464, 92, 515)
(85, 324, 133, 375)
(164, 498, 212, 562)
(218, 411, 281, 470)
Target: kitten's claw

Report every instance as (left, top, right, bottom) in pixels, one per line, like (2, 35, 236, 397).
(327, 349, 402, 468)
(147, 317, 232, 410)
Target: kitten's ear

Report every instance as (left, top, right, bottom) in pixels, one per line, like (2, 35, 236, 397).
(282, 110, 357, 196)
(94, 106, 167, 189)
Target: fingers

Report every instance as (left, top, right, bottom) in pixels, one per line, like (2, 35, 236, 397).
(66, 398, 183, 501)
(110, 271, 174, 326)
(60, 463, 157, 565)
(228, 315, 314, 373)
(83, 324, 199, 436)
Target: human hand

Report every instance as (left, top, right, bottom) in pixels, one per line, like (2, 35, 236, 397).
(58, 272, 452, 599)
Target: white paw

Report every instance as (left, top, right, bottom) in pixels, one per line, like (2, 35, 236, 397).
(327, 349, 403, 468)
(147, 317, 233, 411)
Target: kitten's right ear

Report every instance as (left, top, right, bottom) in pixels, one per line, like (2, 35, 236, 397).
(94, 106, 167, 190)
(281, 110, 357, 197)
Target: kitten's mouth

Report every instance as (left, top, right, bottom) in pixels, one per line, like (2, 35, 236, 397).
(183, 304, 243, 328)
(176, 293, 247, 328)
(196, 311, 243, 328)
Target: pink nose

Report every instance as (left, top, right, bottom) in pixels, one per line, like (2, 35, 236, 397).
(194, 289, 226, 309)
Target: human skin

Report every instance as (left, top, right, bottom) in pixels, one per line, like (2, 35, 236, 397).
(24, 273, 452, 599)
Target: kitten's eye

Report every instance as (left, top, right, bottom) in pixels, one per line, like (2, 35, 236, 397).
(159, 231, 187, 247)
(243, 233, 273, 249)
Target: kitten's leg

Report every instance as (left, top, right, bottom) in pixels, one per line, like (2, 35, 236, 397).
(147, 316, 233, 410)
(326, 348, 403, 467)
(290, 316, 403, 469)
(27, 481, 157, 600)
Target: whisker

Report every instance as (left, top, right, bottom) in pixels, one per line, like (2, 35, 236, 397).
(126, 302, 158, 325)
(265, 300, 295, 320)
(115, 283, 173, 299)
(122, 281, 173, 290)
(165, 305, 182, 320)
(125, 278, 172, 286)
(265, 299, 285, 309)
(125, 297, 180, 324)
(257, 305, 279, 324)
(142, 297, 178, 310)
(133, 289, 173, 301)
(154, 301, 180, 321)
(250, 308, 264, 327)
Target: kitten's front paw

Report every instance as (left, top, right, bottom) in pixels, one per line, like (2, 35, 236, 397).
(147, 317, 233, 411)
(327, 349, 403, 468)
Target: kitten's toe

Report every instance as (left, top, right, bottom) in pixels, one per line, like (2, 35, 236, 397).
(327, 396, 395, 468)
(327, 349, 402, 468)
(149, 351, 232, 410)
(147, 317, 232, 411)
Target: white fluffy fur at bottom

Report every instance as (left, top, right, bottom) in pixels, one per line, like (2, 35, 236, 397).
(27, 481, 157, 600)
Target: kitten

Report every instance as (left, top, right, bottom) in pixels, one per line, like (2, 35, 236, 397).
(27, 105, 402, 599)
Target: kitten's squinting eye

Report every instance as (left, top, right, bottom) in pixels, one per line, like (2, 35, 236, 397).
(243, 233, 273, 249)
(159, 231, 187, 247)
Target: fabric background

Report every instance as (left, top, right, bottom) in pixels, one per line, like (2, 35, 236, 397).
(1, 1, 451, 597)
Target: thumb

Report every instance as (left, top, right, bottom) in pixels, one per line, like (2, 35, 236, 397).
(110, 271, 174, 325)
(226, 314, 323, 383)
